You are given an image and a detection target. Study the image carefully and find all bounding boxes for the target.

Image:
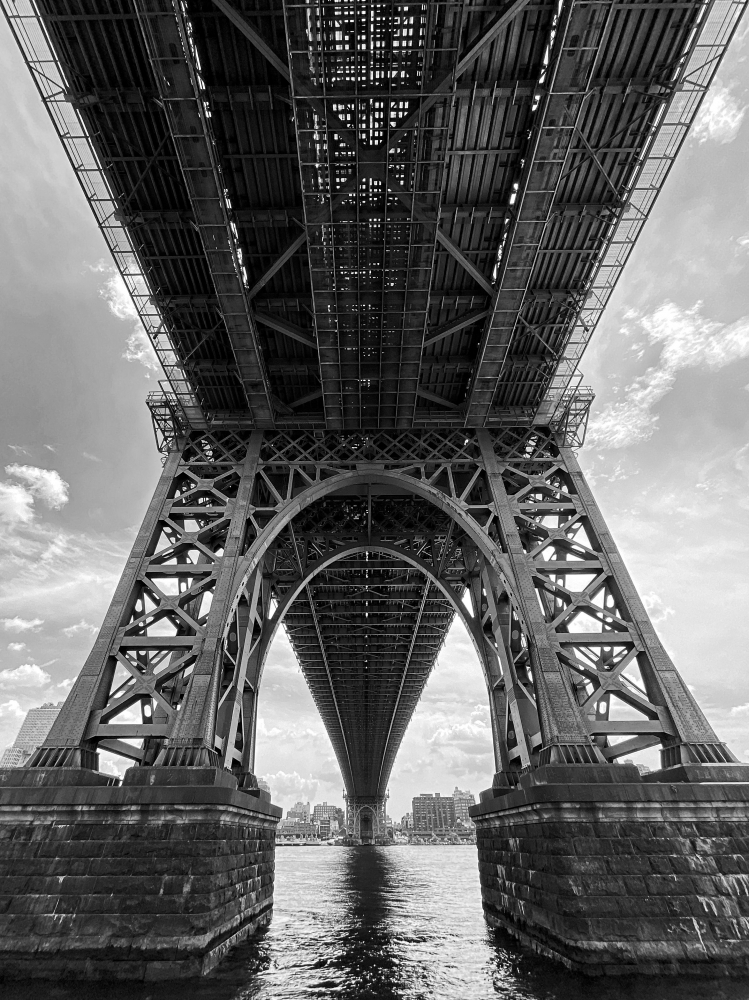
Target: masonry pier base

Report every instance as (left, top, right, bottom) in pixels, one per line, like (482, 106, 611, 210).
(0, 766, 281, 980)
(470, 764, 749, 976)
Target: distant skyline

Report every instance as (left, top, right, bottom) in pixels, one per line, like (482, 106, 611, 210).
(0, 21, 747, 818)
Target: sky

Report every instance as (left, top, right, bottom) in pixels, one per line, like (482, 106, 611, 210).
(1, 20, 748, 821)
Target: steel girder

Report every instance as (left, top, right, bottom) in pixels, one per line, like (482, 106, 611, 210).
(30, 428, 735, 792)
(5, 0, 746, 432)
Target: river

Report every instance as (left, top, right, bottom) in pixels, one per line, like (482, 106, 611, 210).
(13, 846, 749, 1000)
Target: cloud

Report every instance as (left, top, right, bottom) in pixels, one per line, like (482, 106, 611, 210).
(2, 617, 43, 632)
(94, 262, 160, 372)
(82, 452, 101, 463)
(0, 663, 51, 688)
(642, 591, 675, 625)
(0, 699, 24, 721)
(62, 619, 98, 638)
(587, 302, 749, 449)
(261, 769, 321, 803)
(7, 445, 30, 457)
(43, 445, 56, 453)
(0, 483, 35, 525)
(692, 81, 746, 144)
(57, 677, 75, 693)
(7, 642, 27, 652)
(5, 464, 69, 510)
(731, 704, 749, 717)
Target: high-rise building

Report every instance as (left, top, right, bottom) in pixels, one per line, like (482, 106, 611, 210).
(312, 801, 338, 823)
(287, 800, 311, 822)
(0, 702, 63, 768)
(453, 787, 476, 825)
(412, 793, 456, 833)
(400, 812, 413, 830)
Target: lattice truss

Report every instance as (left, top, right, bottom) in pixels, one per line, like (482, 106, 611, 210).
(33, 429, 734, 785)
(3, 0, 745, 436)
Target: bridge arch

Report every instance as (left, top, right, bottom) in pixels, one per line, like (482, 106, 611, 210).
(230, 467, 517, 611)
(255, 540, 488, 681)
(215, 469, 526, 792)
(238, 539, 503, 801)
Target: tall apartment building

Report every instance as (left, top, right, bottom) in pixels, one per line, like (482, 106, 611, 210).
(0, 702, 63, 767)
(453, 787, 476, 825)
(412, 792, 456, 833)
(312, 801, 338, 823)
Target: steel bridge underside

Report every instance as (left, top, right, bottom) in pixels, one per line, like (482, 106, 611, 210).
(6, 0, 742, 799)
(269, 486, 462, 798)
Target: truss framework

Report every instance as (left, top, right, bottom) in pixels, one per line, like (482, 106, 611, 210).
(30, 428, 734, 790)
(3, 0, 745, 432)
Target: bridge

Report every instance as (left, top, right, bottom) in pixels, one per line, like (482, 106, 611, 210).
(1, 0, 749, 980)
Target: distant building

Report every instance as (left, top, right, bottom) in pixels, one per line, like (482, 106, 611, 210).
(258, 778, 271, 796)
(312, 801, 338, 824)
(287, 800, 311, 822)
(401, 812, 413, 830)
(278, 820, 317, 838)
(453, 787, 476, 825)
(318, 817, 331, 839)
(0, 702, 64, 768)
(412, 793, 456, 833)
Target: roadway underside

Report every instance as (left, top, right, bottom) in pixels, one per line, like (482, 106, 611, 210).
(267, 488, 465, 800)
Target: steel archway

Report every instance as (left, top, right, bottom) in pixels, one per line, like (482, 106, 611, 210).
(229, 468, 518, 625)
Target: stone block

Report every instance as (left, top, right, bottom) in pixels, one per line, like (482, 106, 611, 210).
(0, 773, 280, 979)
(471, 775, 749, 975)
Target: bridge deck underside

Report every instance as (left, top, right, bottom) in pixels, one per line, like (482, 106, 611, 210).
(34, 0, 705, 428)
(266, 493, 464, 798)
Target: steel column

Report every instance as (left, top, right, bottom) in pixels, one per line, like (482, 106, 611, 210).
(477, 430, 604, 763)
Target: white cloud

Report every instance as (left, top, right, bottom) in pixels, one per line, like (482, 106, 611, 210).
(7, 642, 27, 652)
(94, 262, 160, 372)
(0, 482, 34, 525)
(43, 444, 56, 453)
(7, 445, 30, 457)
(642, 591, 675, 625)
(0, 663, 51, 688)
(5, 464, 69, 509)
(2, 617, 43, 632)
(588, 302, 749, 449)
(261, 769, 321, 803)
(692, 81, 746, 145)
(82, 452, 101, 463)
(62, 619, 98, 638)
(0, 699, 24, 721)
(57, 677, 75, 693)
(731, 704, 749, 717)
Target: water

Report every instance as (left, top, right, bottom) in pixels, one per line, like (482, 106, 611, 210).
(9, 846, 749, 1000)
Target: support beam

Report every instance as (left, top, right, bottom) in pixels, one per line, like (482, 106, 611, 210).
(253, 311, 316, 349)
(247, 232, 307, 299)
(423, 309, 491, 347)
(136, 0, 274, 425)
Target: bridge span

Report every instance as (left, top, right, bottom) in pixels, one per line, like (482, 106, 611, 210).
(1, 0, 749, 980)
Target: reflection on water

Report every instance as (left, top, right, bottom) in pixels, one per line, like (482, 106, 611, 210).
(9, 846, 749, 1000)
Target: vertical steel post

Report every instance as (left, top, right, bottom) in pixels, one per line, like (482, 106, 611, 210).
(477, 430, 604, 764)
(158, 431, 264, 765)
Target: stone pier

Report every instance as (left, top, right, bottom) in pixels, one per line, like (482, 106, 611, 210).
(0, 766, 281, 980)
(470, 764, 749, 976)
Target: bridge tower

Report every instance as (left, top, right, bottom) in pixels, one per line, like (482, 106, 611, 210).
(1, 0, 748, 980)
